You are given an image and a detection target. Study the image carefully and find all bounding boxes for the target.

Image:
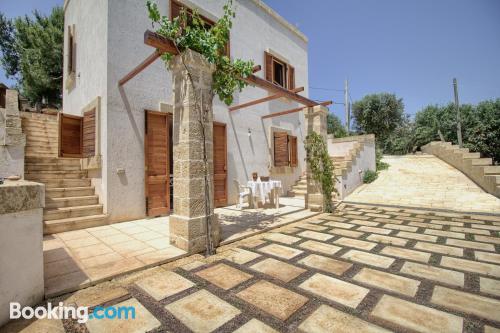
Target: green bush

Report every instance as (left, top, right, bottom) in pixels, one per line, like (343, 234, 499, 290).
(363, 170, 378, 183)
(375, 147, 389, 171)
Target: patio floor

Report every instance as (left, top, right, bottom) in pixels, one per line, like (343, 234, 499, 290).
(43, 197, 316, 297)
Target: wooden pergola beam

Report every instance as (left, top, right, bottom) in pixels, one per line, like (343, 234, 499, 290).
(229, 86, 304, 112)
(144, 30, 179, 54)
(261, 100, 332, 120)
(118, 50, 162, 86)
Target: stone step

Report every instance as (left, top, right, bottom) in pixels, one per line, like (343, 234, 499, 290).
(462, 152, 481, 159)
(25, 163, 81, 172)
(289, 189, 306, 197)
(292, 184, 307, 190)
(44, 204, 103, 220)
(43, 178, 91, 188)
(46, 187, 95, 198)
(25, 147, 58, 154)
(470, 158, 493, 166)
(25, 137, 58, 145)
(25, 156, 80, 165)
(25, 145, 58, 152)
(483, 166, 500, 175)
(45, 195, 99, 209)
(44, 214, 108, 235)
(25, 152, 58, 158)
(25, 170, 86, 180)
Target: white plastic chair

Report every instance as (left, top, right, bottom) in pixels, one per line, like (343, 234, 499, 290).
(234, 179, 253, 209)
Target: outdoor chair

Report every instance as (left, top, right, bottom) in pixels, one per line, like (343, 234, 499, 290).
(234, 179, 253, 209)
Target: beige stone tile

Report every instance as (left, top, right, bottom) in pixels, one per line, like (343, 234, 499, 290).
(44, 270, 90, 297)
(196, 263, 252, 289)
(233, 319, 278, 333)
(366, 234, 408, 246)
(441, 256, 500, 278)
(424, 229, 465, 239)
(321, 215, 348, 222)
(475, 251, 500, 264)
(485, 326, 500, 333)
(475, 235, 500, 245)
(56, 230, 91, 241)
(446, 239, 495, 251)
(450, 227, 490, 235)
(354, 268, 420, 297)
(413, 241, 463, 257)
(430, 219, 464, 227)
(87, 227, 122, 238)
(380, 246, 431, 263)
(69, 243, 115, 260)
(480, 277, 500, 297)
(111, 221, 139, 229)
(85, 257, 144, 281)
(118, 225, 151, 235)
(224, 247, 261, 264)
(62, 281, 129, 308)
(334, 237, 377, 251)
(86, 298, 160, 333)
(97, 233, 135, 245)
(43, 237, 65, 251)
(264, 232, 301, 244)
(109, 239, 151, 255)
(397, 231, 437, 242)
(374, 217, 402, 224)
(324, 221, 355, 229)
(299, 254, 352, 275)
(328, 228, 365, 238)
(297, 223, 328, 231)
(64, 236, 101, 249)
(80, 252, 124, 269)
(357, 226, 392, 235)
(471, 224, 500, 231)
(297, 230, 333, 241)
(44, 258, 82, 279)
(298, 240, 342, 255)
(371, 295, 463, 333)
(0, 318, 65, 333)
(237, 280, 308, 321)
(382, 224, 418, 232)
(135, 246, 185, 265)
(366, 212, 392, 219)
(241, 238, 266, 248)
(409, 222, 443, 230)
(181, 260, 205, 271)
(145, 237, 171, 250)
(299, 273, 369, 308)
(44, 247, 72, 263)
(350, 219, 379, 227)
(251, 258, 305, 282)
(298, 304, 390, 333)
(342, 250, 395, 269)
(400, 262, 464, 287)
(131, 231, 164, 242)
(135, 271, 194, 300)
(258, 243, 303, 260)
(166, 289, 240, 333)
(431, 286, 500, 321)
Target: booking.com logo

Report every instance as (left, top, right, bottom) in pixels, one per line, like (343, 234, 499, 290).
(10, 302, 135, 323)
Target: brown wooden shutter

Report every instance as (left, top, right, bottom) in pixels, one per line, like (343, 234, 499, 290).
(288, 65, 295, 90)
(67, 26, 73, 73)
(82, 108, 96, 157)
(274, 131, 289, 167)
(288, 135, 298, 167)
(170, 0, 182, 19)
(265, 51, 273, 82)
(59, 113, 83, 157)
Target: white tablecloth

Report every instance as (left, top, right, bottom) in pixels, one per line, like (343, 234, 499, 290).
(247, 180, 282, 203)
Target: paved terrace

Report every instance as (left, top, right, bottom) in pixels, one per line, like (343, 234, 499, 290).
(346, 155, 500, 214)
(4, 203, 499, 332)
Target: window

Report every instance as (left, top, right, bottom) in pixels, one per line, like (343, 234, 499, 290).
(273, 132, 298, 167)
(265, 52, 295, 89)
(67, 26, 76, 74)
(289, 135, 298, 167)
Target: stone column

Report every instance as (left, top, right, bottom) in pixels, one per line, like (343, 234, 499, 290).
(0, 89, 26, 178)
(168, 50, 220, 253)
(304, 105, 328, 211)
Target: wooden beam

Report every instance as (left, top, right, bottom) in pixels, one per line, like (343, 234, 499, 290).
(229, 87, 304, 112)
(144, 30, 179, 54)
(252, 65, 261, 73)
(261, 100, 332, 120)
(118, 50, 162, 86)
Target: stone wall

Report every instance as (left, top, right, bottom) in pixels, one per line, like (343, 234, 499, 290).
(0, 90, 25, 179)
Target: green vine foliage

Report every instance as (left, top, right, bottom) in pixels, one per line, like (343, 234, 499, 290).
(146, 0, 254, 105)
(304, 132, 337, 213)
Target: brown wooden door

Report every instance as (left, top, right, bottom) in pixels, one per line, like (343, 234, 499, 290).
(213, 122, 227, 207)
(145, 111, 170, 216)
(59, 113, 83, 157)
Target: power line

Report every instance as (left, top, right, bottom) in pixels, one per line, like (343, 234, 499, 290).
(309, 86, 344, 92)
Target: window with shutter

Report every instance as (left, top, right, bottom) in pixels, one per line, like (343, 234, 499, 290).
(67, 26, 74, 74)
(288, 135, 298, 167)
(264, 52, 295, 89)
(288, 65, 295, 90)
(273, 131, 289, 167)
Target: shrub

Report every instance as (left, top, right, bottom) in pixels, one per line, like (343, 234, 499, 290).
(363, 170, 378, 183)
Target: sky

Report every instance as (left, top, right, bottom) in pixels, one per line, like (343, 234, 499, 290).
(1, 0, 500, 121)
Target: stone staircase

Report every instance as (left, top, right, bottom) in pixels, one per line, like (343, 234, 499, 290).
(288, 175, 307, 198)
(21, 112, 107, 234)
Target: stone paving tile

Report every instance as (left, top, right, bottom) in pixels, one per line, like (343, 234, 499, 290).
(62, 281, 129, 308)
(44, 258, 81, 279)
(357, 226, 392, 235)
(475, 251, 500, 264)
(381, 223, 418, 232)
(224, 248, 261, 264)
(328, 228, 365, 238)
(450, 226, 491, 235)
(424, 229, 466, 239)
(371, 295, 463, 333)
(196, 263, 252, 290)
(485, 326, 500, 333)
(342, 249, 395, 269)
(366, 234, 408, 246)
(298, 254, 352, 275)
(480, 277, 500, 296)
(431, 286, 500, 321)
(250, 258, 306, 282)
(80, 252, 124, 269)
(299, 273, 369, 308)
(298, 304, 390, 333)
(296, 223, 328, 232)
(237, 280, 308, 321)
(413, 241, 463, 257)
(258, 243, 303, 260)
(441, 256, 500, 278)
(233, 319, 278, 333)
(409, 221, 443, 230)
(354, 267, 420, 297)
(324, 221, 355, 229)
(471, 224, 500, 231)
(400, 261, 464, 287)
(334, 237, 377, 251)
(475, 235, 500, 245)
(263, 232, 301, 244)
(297, 230, 333, 241)
(446, 238, 496, 251)
(166, 289, 241, 333)
(86, 298, 161, 333)
(298, 240, 342, 255)
(397, 231, 437, 242)
(380, 246, 431, 263)
(135, 271, 194, 300)
(350, 219, 380, 227)
(430, 219, 464, 227)
(0, 318, 65, 333)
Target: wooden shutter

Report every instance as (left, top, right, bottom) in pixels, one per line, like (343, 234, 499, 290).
(59, 113, 82, 157)
(265, 51, 273, 82)
(274, 131, 289, 167)
(213, 123, 227, 207)
(67, 26, 73, 73)
(82, 108, 96, 157)
(288, 65, 295, 90)
(288, 135, 298, 167)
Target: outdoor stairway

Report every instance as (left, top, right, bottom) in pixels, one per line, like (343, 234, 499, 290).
(288, 175, 307, 198)
(21, 113, 107, 234)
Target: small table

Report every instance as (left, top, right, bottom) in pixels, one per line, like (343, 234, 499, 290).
(247, 180, 282, 208)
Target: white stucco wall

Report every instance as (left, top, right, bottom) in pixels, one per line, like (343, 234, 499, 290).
(65, 0, 308, 222)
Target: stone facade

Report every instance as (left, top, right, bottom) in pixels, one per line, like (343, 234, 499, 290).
(0, 90, 25, 178)
(168, 50, 220, 253)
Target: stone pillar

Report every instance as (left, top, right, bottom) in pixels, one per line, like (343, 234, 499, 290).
(304, 105, 328, 211)
(168, 50, 220, 253)
(0, 89, 26, 179)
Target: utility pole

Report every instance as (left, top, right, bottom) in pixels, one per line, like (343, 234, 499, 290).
(453, 78, 463, 147)
(344, 79, 349, 133)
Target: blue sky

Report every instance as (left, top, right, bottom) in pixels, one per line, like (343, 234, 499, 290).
(1, 0, 499, 120)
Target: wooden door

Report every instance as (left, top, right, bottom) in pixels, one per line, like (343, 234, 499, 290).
(145, 111, 170, 216)
(59, 113, 83, 157)
(213, 122, 227, 207)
